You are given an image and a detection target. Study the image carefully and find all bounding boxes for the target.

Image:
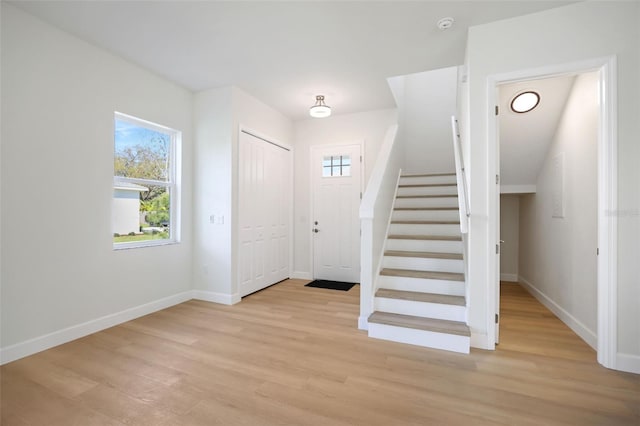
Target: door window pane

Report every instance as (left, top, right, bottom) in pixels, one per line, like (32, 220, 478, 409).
(322, 155, 351, 177)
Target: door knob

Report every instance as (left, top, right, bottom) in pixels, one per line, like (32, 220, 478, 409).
(313, 228, 319, 233)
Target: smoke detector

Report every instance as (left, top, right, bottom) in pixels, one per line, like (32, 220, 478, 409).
(437, 17, 455, 30)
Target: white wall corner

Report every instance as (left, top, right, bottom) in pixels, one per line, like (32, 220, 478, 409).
(616, 353, 640, 375)
(192, 290, 241, 305)
(0, 291, 194, 365)
(290, 271, 312, 280)
(519, 276, 597, 350)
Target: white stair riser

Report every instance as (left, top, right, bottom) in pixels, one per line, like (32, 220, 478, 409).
(385, 238, 463, 254)
(392, 210, 460, 222)
(374, 298, 466, 322)
(397, 186, 458, 197)
(394, 197, 458, 208)
(377, 275, 465, 295)
(389, 223, 461, 237)
(399, 175, 457, 186)
(368, 323, 470, 354)
(383, 256, 463, 273)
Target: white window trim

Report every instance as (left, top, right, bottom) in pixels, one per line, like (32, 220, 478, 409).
(113, 112, 181, 250)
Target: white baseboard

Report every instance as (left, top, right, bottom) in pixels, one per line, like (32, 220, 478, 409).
(470, 331, 492, 350)
(518, 275, 597, 350)
(0, 291, 193, 365)
(290, 271, 312, 280)
(500, 273, 518, 282)
(616, 353, 640, 374)
(192, 290, 241, 305)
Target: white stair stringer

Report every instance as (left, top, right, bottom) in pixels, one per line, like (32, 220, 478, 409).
(367, 172, 470, 354)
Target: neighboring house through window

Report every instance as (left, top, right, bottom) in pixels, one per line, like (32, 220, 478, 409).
(113, 112, 180, 248)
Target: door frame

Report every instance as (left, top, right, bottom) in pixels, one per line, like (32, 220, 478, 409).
(309, 141, 365, 281)
(486, 56, 618, 369)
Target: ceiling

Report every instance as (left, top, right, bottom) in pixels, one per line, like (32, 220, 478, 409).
(11, 1, 575, 120)
(499, 75, 577, 189)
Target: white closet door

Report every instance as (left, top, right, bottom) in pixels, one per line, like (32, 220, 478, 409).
(239, 131, 290, 297)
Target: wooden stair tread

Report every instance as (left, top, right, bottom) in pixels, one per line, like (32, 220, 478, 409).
(396, 194, 457, 199)
(387, 234, 462, 241)
(391, 220, 460, 225)
(398, 183, 457, 188)
(380, 268, 464, 281)
(368, 312, 470, 337)
(385, 250, 463, 260)
(376, 289, 465, 306)
(400, 173, 456, 178)
(394, 207, 459, 211)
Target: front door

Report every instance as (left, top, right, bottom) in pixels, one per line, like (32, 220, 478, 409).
(311, 144, 362, 283)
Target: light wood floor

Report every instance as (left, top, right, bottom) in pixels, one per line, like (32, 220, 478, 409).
(1, 280, 638, 425)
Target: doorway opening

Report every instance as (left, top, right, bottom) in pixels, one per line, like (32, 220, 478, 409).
(488, 57, 618, 369)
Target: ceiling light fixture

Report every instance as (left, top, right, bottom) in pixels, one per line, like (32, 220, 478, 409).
(510, 91, 540, 113)
(309, 95, 331, 118)
(437, 17, 455, 30)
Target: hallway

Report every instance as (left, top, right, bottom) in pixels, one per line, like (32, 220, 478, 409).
(499, 281, 596, 361)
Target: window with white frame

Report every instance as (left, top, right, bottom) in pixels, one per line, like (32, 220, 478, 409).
(113, 112, 180, 248)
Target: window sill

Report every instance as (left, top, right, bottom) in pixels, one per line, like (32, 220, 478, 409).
(113, 239, 179, 251)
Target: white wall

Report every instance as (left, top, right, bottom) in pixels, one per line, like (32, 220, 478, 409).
(193, 87, 234, 300)
(466, 1, 640, 367)
(518, 72, 598, 348)
(499, 195, 519, 282)
(1, 4, 194, 352)
(399, 67, 457, 174)
(193, 86, 292, 301)
(292, 109, 398, 278)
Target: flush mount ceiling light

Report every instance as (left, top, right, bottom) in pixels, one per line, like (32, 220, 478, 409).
(511, 91, 540, 113)
(437, 17, 455, 30)
(309, 95, 331, 118)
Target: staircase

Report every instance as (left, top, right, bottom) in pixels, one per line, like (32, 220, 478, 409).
(367, 172, 470, 354)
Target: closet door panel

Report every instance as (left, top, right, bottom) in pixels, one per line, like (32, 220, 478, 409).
(238, 131, 290, 297)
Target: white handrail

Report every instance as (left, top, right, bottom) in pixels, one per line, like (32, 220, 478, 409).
(451, 116, 470, 233)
